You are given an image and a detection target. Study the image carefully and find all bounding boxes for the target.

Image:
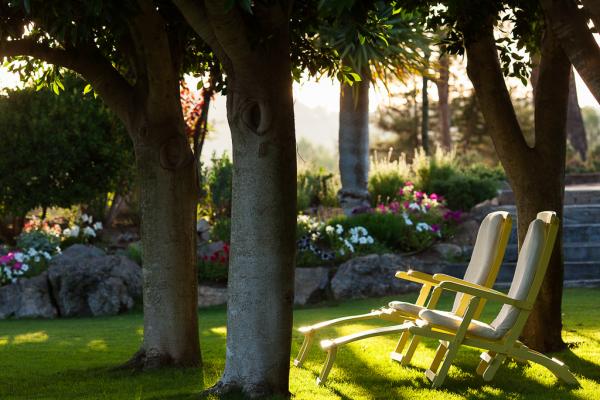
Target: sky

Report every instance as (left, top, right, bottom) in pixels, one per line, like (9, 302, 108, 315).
(1, 63, 598, 162)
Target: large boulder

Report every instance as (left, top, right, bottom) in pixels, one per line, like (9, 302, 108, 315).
(0, 272, 56, 319)
(198, 285, 228, 307)
(48, 244, 142, 317)
(294, 267, 330, 305)
(331, 254, 418, 300)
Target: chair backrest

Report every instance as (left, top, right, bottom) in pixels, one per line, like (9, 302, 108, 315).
(452, 211, 512, 315)
(489, 211, 559, 337)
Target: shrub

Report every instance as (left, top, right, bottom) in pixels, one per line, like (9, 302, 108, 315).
(126, 242, 142, 266)
(198, 243, 229, 283)
(369, 149, 411, 205)
(204, 153, 233, 218)
(297, 168, 339, 211)
(211, 217, 231, 243)
(0, 74, 134, 219)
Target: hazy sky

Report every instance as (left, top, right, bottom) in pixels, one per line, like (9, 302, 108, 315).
(1, 63, 598, 162)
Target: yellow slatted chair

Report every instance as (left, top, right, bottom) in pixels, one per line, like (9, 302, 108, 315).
(317, 211, 578, 388)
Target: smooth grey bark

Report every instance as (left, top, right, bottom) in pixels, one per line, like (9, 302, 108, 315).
(566, 69, 588, 160)
(464, 21, 570, 352)
(171, 1, 297, 396)
(435, 55, 452, 150)
(338, 73, 371, 214)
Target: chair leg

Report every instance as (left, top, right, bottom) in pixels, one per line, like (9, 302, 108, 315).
(476, 351, 496, 376)
(399, 335, 421, 366)
(482, 353, 506, 381)
(390, 331, 411, 363)
(427, 341, 448, 375)
(316, 346, 338, 386)
(427, 341, 457, 388)
(294, 331, 315, 367)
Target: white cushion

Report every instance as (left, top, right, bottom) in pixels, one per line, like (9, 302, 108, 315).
(418, 309, 501, 340)
(388, 301, 426, 316)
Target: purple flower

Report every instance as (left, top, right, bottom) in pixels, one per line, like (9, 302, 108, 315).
(431, 224, 440, 233)
(397, 188, 404, 196)
(388, 201, 400, 213)
(443, 210, 463, 222)
(430, 193, 438, 200)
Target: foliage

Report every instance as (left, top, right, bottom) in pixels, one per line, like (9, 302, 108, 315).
(211, 217, 231, 243)
(126, 242, 142, 266)
(369, 149, 411, 205)
(198, 243, 229, 283)
(297, 168, 339, 211)
(201, 153, 233, 219)
(17, 218, 61, 255)
(297, 215, 377, 267)
(369, 148, 502, 211)
(0, 75, 134, 218)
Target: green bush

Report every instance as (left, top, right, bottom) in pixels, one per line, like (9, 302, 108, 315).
(211, 217, 231, 243)
(198, 243, 229, 283)
(16, 230, 60, 255)
(204, 154, 233, 218)
(297, 168, 338, 211)
(126, 242, 142, 266)
(328, 212, 438, 253)
(369, 150, 411, 205)
(426, 165, 500, 211)
(0, 74, 134, 219)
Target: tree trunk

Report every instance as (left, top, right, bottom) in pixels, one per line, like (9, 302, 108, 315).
(464, 20, 569, 352)
(421, 75, 430, 154)
(210, 36, 297, 399)
(435, 55, 451, 150)
(124, 118, 200, 369)
(338, 71, 370, 215)
(566, 69, 588, 160)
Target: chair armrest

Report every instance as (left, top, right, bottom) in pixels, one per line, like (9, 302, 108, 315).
(395, 270, 439, 286)
(436, 280, 531, 310)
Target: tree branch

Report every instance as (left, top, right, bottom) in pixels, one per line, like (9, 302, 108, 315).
(0, 39, 134, 125)
(462, 18, 531, 176)
(581, 0, 600, 33)
(541, 0, 600, 105)
(171, 0, 233, 72)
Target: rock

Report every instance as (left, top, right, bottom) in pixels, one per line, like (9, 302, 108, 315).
(196, 219, 211, 242)
(48, 245, 142, 317)
(198, 285, 227, 307)
(331, 254, 418, 300)
(450, 219, 480, 246)
(431, 243, 463, 260)
(294, 267, 330, 305)
(0, 272, 56, 319)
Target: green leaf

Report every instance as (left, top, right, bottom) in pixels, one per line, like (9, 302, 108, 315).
(83, 84, 93, 95)
(348, 72, 361, 82)
(358, 33, 366, 45)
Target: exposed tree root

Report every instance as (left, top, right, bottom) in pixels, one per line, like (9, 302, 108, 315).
(202, 380, 290, 399)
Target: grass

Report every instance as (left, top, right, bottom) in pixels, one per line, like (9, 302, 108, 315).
(0, 288, 599, 399)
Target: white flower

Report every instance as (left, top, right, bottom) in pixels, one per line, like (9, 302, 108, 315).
(81, 214, 92, 224)
(21, 264, 29, 272)
(325, 226, 334, 234)
(336, 224, 344, 235)
(93, 222, 103, 231)
(63, 228, 71, 237)
(42, 252, 52, 260)
(33, 256, 40, 262)
(27, 248, 37, 257)
(344, 240, 354, 253)
(359, 237, 367, 245)
(409, 203, 421, 211)
(69, 225, 80, 237)
(339, 249, 345, 256)
(402, 212, 413, 226)
(13, 252, 25, 263)
(366, 236, 374, 244)
(83, 226, 96, 237)
(416, 222, 432, 232)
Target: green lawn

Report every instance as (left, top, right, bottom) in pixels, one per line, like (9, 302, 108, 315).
(0, 288, 599, 399)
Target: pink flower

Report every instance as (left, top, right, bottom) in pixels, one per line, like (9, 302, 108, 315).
(12, 262, 22, 270)
(431, 224, 440, 233)
(397, 188, 404, 196)
(404, 181, 413, 187)
(430, 193, 438, 200)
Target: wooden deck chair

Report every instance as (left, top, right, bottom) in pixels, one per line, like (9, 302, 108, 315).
(317, 211, 579, 388)
(294, 211, 512, 370)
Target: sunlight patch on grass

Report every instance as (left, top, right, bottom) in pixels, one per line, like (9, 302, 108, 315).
(0, 336, 9, 346)
(87, 339, 108, 351)
(13, 331, 48, 344)
(209, 326, 227, 336)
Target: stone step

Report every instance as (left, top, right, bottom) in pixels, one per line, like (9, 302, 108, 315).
(498, 185, 600, 206)
(505, 224, 600, 244)
(443, 261, 600, 284)
(497, 242, 600, 263)
(488, 204, 600, 225)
